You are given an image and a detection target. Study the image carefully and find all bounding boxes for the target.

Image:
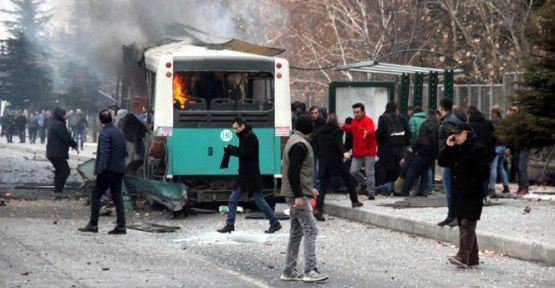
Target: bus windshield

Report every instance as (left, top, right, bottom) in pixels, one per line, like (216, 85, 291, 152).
(173, 71, 274, 111)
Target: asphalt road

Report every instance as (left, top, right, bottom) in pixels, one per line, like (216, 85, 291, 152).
(0, 199, 553, 288)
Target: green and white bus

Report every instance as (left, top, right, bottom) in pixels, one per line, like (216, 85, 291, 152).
(141, 40, 291, 203)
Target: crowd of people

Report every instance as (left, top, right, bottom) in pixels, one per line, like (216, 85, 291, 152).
(285, 98, 531, 273)
(0, 108, 88, 148)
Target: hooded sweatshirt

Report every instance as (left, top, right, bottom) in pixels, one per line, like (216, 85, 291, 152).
(408, 112, 426, 145)
(46, 107, 77, 159)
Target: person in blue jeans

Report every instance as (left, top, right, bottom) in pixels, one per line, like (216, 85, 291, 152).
(217, 117, 281, 234)
(488, 105, 510, 195)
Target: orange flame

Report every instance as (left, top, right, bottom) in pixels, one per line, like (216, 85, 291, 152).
(173, 73, 188, 109)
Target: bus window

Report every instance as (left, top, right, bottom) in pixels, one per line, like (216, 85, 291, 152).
(173, 71, 273, 112)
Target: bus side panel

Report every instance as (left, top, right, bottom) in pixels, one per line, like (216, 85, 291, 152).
(169, 128, 275, 175)
(274, 136, 282, 175)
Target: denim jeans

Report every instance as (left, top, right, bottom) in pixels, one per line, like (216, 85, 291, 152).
(489, 146, 509, 189)
(517, 150, 530, 189)
(284, 197, 319, 275)
(350, 156, 376, 196)
(226, 186, 278, 226)
(38, 126, 46, 144)
(402, 155, 434, 196)
(74, 127, 85, 150)
(442, 167, 452, 218)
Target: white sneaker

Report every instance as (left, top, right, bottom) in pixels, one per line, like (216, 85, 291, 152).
(302, 270, 328, 282)
(280, 271, 303, 281)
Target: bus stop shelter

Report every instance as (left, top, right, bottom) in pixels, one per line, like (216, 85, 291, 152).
(336, 60, 464, 115)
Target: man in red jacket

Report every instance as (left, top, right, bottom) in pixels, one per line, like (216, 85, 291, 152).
(342, 103, 377, 200)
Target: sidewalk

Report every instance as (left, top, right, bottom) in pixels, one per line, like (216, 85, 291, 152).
(325, 192, 555, 265)
(0, 137, 97, 161)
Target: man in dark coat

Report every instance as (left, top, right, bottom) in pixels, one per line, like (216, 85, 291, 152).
(217, 117, 281, 234)
(312, 114, 363, 221)
(15, 111, 27, 143)
(437, 98, 467, 226)
(466, 106, 496, 201)
(79, 109, 127, 234)
(400, 110, 439, 196)
(375, 102, 410, 186)
(438, 123, 490, 268)
(46, 107, 78, 199)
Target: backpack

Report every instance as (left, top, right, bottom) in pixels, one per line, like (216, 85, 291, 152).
(386, 114, 406, 145)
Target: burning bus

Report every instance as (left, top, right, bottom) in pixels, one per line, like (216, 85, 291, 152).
(121, 32, 291, 204)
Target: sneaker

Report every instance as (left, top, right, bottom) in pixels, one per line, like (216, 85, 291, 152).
(367, 194, 375, 201)
(351, 201, 364, 208)
(108, 227, 126, 235)
(280, 271, 303, 281)
(54, 193, 69, 200)
(437, 217, 455, 227)
(488, 189, 497, 198)
(264, 222, 282, 234)
(502, 185, 510, 193)
(302, 270, 328, 282)
(313, 210, 326, 222)
(448, 256, 469, 269)
(78, 224, 98, 233)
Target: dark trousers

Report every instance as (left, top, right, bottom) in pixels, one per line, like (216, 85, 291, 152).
(29, 128, 37, 143)
(456, 218, 479, 265)
(375, 157, 400, 186)
(48, 157, 70, 193)
(316, 166, 358, 212)
(6, 128, 14, 143)
(18, 128, 25, 143)
(89, 172, 125, 227)
(401, 155, 434, 196)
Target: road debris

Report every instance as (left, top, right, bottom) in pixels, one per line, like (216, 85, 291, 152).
(523, 206, 531, 214)
(127, 222, 181, 233)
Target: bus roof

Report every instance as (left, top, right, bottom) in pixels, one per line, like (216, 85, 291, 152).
(144, 40, 286, 72)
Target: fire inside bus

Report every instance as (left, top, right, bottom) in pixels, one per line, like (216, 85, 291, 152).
(136, 40, 291, 203)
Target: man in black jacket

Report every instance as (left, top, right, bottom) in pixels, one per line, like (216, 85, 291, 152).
(375, 103, 409, 186)
(46, 107, 78, 199)
(400, 110, 439, 196)
(439, 123, 490, 268)
(79, 109, 127, 234)
(437, 98, 467, 226)
(466, 106, 496, 201)
(312, 114, 363, 221)
(217, 117, 281, 234)
(15, 111, 27, 143)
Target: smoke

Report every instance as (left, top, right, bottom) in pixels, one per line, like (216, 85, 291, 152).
(41, 0, 288, 90)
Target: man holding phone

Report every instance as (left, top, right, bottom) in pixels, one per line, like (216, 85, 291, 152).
(438, 123, 490, 268)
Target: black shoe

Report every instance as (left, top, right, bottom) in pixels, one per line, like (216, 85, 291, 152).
(367, 194, 375, 200)
(78, 224, 98, 233)
(217, 224, 235, 233)
(448, 256, 469, 269)
(265, 222, 282, 234)
(54, 193, 69, 200)
(313, 210, 326, 222)
(437, 217, 455, 227)
(108, 227, 126, 235)
(351, 201, 364, 208)
(447, 218, 459, 227)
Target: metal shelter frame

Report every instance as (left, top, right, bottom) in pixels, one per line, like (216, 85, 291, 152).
(336, 60, 464, 115)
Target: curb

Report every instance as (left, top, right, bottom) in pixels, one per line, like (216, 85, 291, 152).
(0, 144, 93, 162)
(326, 202, 555, 266)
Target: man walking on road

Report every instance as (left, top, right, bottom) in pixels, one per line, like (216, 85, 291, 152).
(79, 109, 127, 234)
(439, 123, 490, 268)
(342, 103, 377, 200)
(217, 117, 281, 234)
(46, 108, 78, 199)
(280, 115, 327, 283)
